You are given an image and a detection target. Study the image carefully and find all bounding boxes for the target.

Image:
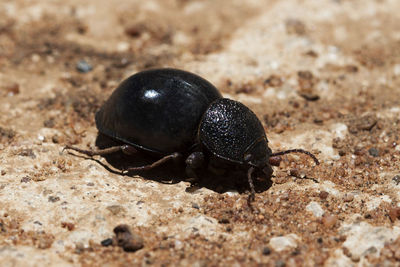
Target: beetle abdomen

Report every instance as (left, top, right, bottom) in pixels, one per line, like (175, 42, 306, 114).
(199, 98, 269, 164)
(96, 68, 222, 155)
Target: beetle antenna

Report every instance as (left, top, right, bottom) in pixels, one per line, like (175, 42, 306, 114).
(270, 149, 319, 165)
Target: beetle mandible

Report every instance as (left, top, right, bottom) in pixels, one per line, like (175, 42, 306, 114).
(65, 68, 319, 200)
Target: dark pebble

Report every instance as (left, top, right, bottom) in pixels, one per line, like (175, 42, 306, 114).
(291, 249, 301, 256)
(114, 224, 144, 252)
(101, 238, 113, 247)
(392, 175, 400, 185)
(192, 203, 200, 209)
(319, 191, 329, 199)
(269, 156, 282, 166)
(264, 75, 283, 87)
(61, 222, 75, 231)
(262, 246, 271, 255)
(289, 168, 301, 178)
(20, 176, 31, 183)
(48, 196, 60, 202)
(76, 60, 93, 73)
(313, 118, 323, 125)
(368, 147, 379, 157)
(299, 92, 320, 101)
(218, 217, 230, 224)
(43, 118, 55, 128)
(51, 135, 59, 144)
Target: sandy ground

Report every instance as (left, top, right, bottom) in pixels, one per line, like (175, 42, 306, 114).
(1, 0, 400, 266)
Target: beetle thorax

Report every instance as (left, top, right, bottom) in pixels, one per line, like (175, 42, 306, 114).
(199, 98, 271, 166)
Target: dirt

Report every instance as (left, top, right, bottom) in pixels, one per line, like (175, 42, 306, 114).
(1, 0, 400, 266)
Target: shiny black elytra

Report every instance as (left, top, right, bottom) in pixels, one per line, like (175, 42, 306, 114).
(65, 68, 319, 200)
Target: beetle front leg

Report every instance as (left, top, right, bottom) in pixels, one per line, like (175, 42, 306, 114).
(125, 152, 182, 172)
(64, 144, 137, 157)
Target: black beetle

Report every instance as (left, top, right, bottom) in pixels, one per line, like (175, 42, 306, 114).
(66, 68, 319, 200)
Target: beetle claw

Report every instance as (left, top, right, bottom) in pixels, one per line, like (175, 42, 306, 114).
(247, 167, 256, 202)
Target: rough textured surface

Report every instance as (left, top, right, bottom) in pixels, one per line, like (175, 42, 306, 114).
(1, 0, 400, 266)
(199, 98, 269, 164)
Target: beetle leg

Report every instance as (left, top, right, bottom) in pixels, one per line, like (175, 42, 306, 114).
(125, 152, 182, 172)
(64, 144, 136, 157)
(247, 166, 256, 202)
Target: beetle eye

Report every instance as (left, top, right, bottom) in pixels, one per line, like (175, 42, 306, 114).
(244, 153, 253, 162)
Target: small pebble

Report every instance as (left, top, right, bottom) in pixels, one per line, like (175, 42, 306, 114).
(351, 254, 360, 262)
(364, 213, 372, 219)
(368, 147, 379, 157)
(343, 194, 354, 202)
(356, 114, 377, 131)
(299, 92, 320, 101)
(392, 175, 400, 185)
(322, 214, 337, 228)
(113, 224, 144, 252)
(285, 18, 306, 35)
(289, 168, 299, 178)
(218, 217, 230, 224)
(264, 75, 283, 87)
(191, 203, 200, 209)
(20, 176, 31, 183)
(107, 205, 126, 216)
(174, 240, 183, 250)
(262, 247, 271, 255)
(319, 191, 329, 199)
(269, 156, 282, 166)
(76, 60, 93, 73)
(101, 238, 113, 247)
(48, 196, 60, 203)
(388, 207, 400, 222)
(289, 168, 306, 178)
(43, 118, 55, 128)
(61, 222, 75, 231)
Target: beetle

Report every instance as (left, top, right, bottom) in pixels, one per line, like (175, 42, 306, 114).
(65, 68, 319, 200)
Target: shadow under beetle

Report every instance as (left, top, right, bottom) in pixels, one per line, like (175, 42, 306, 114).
(65, 68, 319, 200)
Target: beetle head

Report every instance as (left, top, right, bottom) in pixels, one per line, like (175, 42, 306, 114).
(243, 137, 273, 178)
